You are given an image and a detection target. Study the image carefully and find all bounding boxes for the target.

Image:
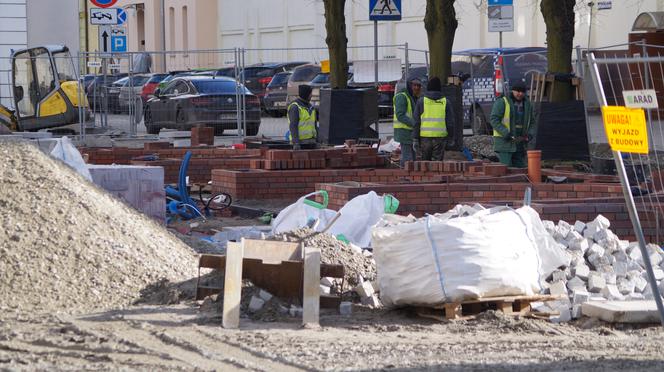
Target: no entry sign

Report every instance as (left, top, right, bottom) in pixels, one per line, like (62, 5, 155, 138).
(90, 0, 118, 8)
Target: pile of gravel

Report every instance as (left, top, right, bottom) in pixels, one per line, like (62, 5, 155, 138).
(464, 135, 496, 160)
(0, 140, 198, 314)
(273, 228, 376, 288)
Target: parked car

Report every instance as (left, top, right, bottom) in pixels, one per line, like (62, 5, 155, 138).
(263, 71, 292, 117)
(118, 74, 153, 112)
(240, 62, 308, 108)
(396, 48, 547, 135)
(85, 73, 128, 112)
(308, 71, 354, 107)
(286, 64, 321, 103)
(143, 76, 261, 136)
(140, 73, 169, 104)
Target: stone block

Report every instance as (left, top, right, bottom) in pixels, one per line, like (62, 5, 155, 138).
(584, 222, 602, 240)
(248, 296, 265, 312)
(618, 240, 630, 251)
(543, 220, 556, 233)
(371, 281, 380, 293)
(603, 272, 617, 285)
(601, 285, 624, 300)
(649, 253, 663, 267)
(572, 304, 583, 319)
(617, 278, 636, 295)
(594, 214, 611, 230)
(634, 276, 648, 293)
(582, 301, 661, 323)
(573, 220, 586, 234)
(627, 293, 646, 301)
(588, 273, 607, 293)
(613, 250, 629, 263)
(551, 307, 572, 323)
(339, 301, 352, 315)
(320, 277, 335, 287)
(554, 221, 572, 241)
(572, 289, 591, 306)
(654, 268, 664, 281)
(354, 281, 375, 299)
(551, 270, 567, 283)
(258, 290, 273, 302)
(550, 280, 568, 297)
(613, 261, 629, 278)
(567, 276, 586, 291)
(587, 244, 605, 258)
(572, 264, 590, 280)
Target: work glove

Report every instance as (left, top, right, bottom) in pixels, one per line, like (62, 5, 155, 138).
(293, 143, 301, 150)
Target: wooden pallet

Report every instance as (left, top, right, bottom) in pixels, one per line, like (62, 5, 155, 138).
(529, 73, 584, 102)
(415, 295, 560, 321)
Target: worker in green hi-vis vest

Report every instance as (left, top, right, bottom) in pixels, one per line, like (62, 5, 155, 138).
(489, 81, 537, 168)
(412, 77, 455, 161)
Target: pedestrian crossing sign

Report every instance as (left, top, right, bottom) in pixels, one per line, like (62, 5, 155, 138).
(370, 0, 402, 21)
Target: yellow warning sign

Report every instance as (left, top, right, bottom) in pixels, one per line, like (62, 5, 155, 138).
(601, 106, 649, 154)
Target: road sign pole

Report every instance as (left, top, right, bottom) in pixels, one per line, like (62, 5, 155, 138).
(499, 31, 503, 49)
(374, 20, 379, 135)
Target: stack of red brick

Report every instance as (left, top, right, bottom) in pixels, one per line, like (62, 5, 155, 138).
(250, 147, 387, 170)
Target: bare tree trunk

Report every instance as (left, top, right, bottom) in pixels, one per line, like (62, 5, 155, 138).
(323, 0, 348, 89)
(424, 0, 458, 81)
(541, 0, 576, 102)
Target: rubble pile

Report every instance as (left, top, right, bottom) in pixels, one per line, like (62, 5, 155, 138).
(0, 140, 198, 314)
(463, 135, 496, 160)
(199, 281, 300, 322)
(541, 215, 664, 321)
(274, 228, 377, 288)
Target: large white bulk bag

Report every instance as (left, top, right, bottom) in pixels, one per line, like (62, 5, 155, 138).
(372, 206, 568, 307)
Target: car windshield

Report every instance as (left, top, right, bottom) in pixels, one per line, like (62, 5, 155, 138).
(52, 51, 77, 81)
(243, 67, 272, 79)
(147, 74, 168, 83)
(291, 66, 320, 82)
(127, 75, 150, 86)
(503, 51, 547, 86)
(268, 73, 291, 86)
(192, 80, 248, 94)
(113, 77, 129, 86)
(310, 73, 329, 84)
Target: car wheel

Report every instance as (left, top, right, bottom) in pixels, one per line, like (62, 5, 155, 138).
(144, 108, 160, 135)
(472, 108, 489, 136)
(245, 124, 259, 136)
(176, 109, 187, 129)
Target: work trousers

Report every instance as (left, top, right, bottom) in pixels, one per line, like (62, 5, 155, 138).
(497, 151, 527, 168)
(400, 143, 414, 167)
(420, 137, 446, 161)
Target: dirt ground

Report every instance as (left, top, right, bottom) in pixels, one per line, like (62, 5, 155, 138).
(2, 302, 664, 371)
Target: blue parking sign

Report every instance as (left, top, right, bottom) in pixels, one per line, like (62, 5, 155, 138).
(111, 36, 127, 52)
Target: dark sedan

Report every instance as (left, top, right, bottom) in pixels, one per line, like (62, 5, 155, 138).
(263, 71, 291, 117)
(144, 76, 261, 136)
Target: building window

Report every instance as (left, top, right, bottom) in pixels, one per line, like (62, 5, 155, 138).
(169, 6, 175, 51)
(182, 6, 188, 51)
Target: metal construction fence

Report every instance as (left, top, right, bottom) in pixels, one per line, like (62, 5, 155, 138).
(588, 51, 664, 324)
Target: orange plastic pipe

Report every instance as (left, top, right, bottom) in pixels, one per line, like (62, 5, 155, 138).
(527, 150, 542, 184)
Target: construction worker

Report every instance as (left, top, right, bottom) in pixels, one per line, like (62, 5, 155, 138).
(412, 77, 455, 161)
(288, 85, 317, 150)
(489, 81, 536, 168)
(393, 77, 422, 167)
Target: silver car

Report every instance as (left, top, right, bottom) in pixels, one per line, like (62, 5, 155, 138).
(118, 74, 153, 113)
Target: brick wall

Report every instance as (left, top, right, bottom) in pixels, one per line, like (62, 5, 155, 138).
(317, 182, 625, 215)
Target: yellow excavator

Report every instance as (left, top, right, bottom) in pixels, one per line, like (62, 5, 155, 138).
(0, 45, 87, 132)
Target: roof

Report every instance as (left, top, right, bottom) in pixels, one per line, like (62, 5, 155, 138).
(632, 12, 664, 31)
(177, 75, 236, 82)
(247, 62, 309, 68)
(11, 45, 69, 57)
(453, 47, 546, 56)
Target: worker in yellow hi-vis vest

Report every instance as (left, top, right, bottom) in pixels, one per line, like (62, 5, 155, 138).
(288, 85, 317, 150)
(412, 77, 455, 161)
(489, 81, 537, 168)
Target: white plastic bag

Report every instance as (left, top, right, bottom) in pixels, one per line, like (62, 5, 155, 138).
(50, 136, 92, 181)
(372, 205, 567, 307)
(327, 191, 389, 248)
(271, 191, 336, 234)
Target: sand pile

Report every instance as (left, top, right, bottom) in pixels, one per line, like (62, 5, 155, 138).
(0, 140, 198, 314)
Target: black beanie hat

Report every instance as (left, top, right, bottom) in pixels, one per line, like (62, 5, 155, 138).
(298, 84, 313, 101)
(427, 77, 442, 92)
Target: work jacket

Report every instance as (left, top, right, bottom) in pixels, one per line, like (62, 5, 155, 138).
(288, 98, 317, 144)
(489, 94, 537, 153)
(412, 91, 455, 142)
(393, 87, 417, 145)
